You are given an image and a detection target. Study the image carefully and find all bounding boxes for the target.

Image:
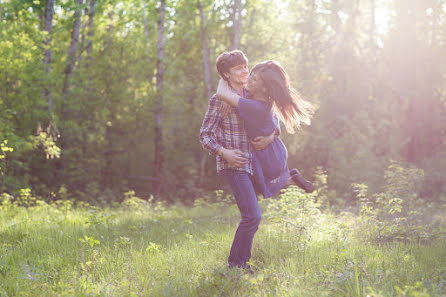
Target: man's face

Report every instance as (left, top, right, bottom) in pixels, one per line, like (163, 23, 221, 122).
(225, 63, 249, 86)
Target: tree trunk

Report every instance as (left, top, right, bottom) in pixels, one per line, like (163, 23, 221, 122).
(59, 0, 83, 182)
(232, 0, 242, 49)
(403, 0, 420, 163)
(142, 0, 154, 64)
(62, 0, 84, 99)
(198, 1, 213, 100)
(43, 0, 54, 113)
(85, 0, 95, 80)
(197, 0, 214, 186)
(154, 0, 165, 197)
(142, 0, 149, 40)
(77, 2, 87, 70)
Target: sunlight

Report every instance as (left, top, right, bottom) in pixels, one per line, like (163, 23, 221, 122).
(375, 2, 392, 34)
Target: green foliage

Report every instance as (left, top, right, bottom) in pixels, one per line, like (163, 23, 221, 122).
(121, 190, 147, 210)
(0, 140, 13, 157)
(79, 235, 100, 248)
(313, 166, 339, 209)
(353, 162, 439, 243)
(0, 192, 14, 213)
(0, 140, 13, 192)
(145, 242, 161, 253)
(265, 186, 321, 230)
(0, 0, 445, 203)
(32, 132, 61, 159)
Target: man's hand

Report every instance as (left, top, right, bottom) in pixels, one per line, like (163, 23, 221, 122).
(251, 131, 275, 150)
(218, 148, 248, 168)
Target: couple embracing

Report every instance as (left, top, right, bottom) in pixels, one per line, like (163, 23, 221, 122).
(199, 50, 314, 271)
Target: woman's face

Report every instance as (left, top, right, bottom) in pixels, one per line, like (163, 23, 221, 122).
(246, 71, 266, 100)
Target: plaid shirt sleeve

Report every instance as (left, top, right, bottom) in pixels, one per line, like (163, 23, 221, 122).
(199, 95, 222, 155)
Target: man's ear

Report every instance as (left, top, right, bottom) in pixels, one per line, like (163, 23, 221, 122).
(222, 72, 230, 81)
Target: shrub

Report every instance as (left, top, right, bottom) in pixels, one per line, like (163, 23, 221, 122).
(352, 161, 440, 243)
(264, 186, 321, 234)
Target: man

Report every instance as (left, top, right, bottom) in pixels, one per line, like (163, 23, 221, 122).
(199, 50, 276, 270)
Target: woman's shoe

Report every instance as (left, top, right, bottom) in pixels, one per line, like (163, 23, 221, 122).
(290, 168, 314, 193)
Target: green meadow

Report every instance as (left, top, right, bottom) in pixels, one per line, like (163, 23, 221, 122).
(1, 188, 444, 297)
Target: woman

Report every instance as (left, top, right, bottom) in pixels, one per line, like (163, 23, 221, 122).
(216, 60, 314, 198)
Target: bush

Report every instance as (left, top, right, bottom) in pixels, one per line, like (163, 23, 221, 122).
(352, 161, 441, 243)
(263, 186, 321, 238)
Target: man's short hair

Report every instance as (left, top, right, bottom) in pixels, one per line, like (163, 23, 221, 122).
(216, 50, 248, 81)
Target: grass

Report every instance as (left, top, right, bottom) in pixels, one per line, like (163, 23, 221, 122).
(0, 192, 445, 297)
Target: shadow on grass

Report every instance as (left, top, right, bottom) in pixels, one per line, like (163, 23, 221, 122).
(192, 264, 255, 297)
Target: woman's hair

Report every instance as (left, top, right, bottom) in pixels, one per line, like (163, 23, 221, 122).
(216, 50, 248, 82)
(251, 60, 314, 133)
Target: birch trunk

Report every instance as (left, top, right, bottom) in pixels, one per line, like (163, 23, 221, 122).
(62, 0, 84, 98)
(142, 0, 149, 40)
(154, 0, 166, 197)
(232, 0, 241, 50)
(43, 0, 54, 113)
(198, 1, 213, 186)
(404, 0, 420, 162)
(85, 0, 95, 79)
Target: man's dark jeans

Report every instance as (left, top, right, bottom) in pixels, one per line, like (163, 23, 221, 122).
(220, 169, 262, 267)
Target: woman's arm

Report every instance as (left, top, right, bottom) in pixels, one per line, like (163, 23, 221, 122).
(216, 79, 240, 107)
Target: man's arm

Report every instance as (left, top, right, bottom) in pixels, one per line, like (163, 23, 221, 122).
(251, 130, 276, 150)
(200, 96, 248, 167)
(199, 95, 224, 155)
(251, 114, 281, 150)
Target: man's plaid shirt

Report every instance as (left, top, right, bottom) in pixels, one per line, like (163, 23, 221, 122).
(199, 93, 253, 175)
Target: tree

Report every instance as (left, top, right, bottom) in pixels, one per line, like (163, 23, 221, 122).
(154, 0, 166, 197)
(232, 0, 242, 50)
(43, 0, 54, 113)
(197, 0, 214, 186)
(62, 0, 84, 100)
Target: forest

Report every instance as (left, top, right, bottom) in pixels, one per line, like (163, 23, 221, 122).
(1, 1, 446, 296)
(0, 0, 445, 204)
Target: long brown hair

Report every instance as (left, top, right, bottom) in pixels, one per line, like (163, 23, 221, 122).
(251, 60, 313, 133)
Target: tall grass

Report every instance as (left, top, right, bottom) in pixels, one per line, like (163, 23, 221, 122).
(0, 190, 445, 296)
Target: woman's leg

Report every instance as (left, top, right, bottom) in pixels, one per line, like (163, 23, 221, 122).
(287, 168, 315, 193)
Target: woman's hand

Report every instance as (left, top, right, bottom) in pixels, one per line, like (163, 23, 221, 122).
(216, 79, 239, 107)
(216, 78, 231, 98)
